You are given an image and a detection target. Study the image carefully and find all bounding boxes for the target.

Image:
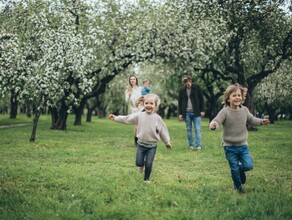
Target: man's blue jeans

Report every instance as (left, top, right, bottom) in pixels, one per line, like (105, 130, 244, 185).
(136, 144, 157, 181)
(185, 112, 202, 148)
(224, 145, 253, 189)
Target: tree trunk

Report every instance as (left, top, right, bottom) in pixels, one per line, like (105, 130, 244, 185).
(73, 98, 88, 125)
(245, 89, 255, 115)
(54, 111, 68, 130)
(86, 108, 93, 122)
(98, 108, 106, 118)
(244, 88, 258, 130)
(166, 104, 177, 119)
(74, 107, 83, 125)
(288, 106, 292, 120)
(265, 103, 278, 124)
(26, 102, 32, 117)
(158, 103, 167, 118)
(30, 109, 41, 142)
(206, 96, 219, 122)
(30, 94, 46, 142)
(50, 107, 59, 129)
(10, 91, 18, 119)
(51, 100, 68, 130)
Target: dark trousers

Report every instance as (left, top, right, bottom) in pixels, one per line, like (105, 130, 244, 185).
(136, 144, 157, 181)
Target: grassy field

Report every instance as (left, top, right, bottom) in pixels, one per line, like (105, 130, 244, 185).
(0, 114, 291, 220)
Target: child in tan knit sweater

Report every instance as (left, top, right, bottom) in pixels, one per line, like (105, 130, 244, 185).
(210, 83, 269, 193)
(109, 94, 172, 183)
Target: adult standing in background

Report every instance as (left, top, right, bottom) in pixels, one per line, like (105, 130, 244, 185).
(178, 75, 205, 151)
(125, 74, 143, 146)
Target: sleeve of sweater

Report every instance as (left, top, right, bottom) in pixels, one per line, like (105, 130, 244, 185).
(158, 118, 171, 145)
(115, 113, 139, 125)
(244, 106, 262, 126)
(209, 108, 226, 130)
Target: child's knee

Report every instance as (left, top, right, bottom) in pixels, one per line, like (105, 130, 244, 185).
(136, 161, 144, 167)
(245, 164, 253, 171)
(242, 163, 253, 172)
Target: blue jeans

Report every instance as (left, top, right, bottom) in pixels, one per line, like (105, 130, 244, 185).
(224, 145, 253, 189)
(136, 144, 157, 181)
(185, 112, 202, 148)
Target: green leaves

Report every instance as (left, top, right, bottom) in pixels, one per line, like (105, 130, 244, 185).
(255, 61, 292, 107)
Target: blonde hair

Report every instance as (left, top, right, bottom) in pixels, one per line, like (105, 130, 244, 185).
(223, 83, 247, 107)
(135, 94, 161, 111)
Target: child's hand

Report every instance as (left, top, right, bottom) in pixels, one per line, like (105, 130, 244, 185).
(210, 122, 217, 130)
(262, 119, 270, 125)
(166, 144, 172, 150)
(108, 114, 116, 121)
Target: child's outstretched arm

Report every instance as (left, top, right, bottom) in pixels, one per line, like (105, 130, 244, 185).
(108, 114, 116, 121)
(209, 109, 225, 130)
(109, 113, 138, 125)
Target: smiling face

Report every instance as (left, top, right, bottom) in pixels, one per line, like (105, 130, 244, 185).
(144, 97, 156, 114)
(228, 88, 242, 109)
(129, 76, 138, 87)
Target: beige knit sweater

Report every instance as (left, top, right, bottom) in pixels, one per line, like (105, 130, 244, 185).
(115, 112, 171, 146)
(210, 106, 263, 146)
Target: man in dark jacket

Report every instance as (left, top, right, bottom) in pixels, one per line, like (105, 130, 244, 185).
(178, 75, 205, 151)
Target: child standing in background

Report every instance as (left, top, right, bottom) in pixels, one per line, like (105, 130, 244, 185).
(141, 79, 151, 96)
(109, 94, 172, 183)
(210, 83, 270, 193)
(125, 75, 143, 146)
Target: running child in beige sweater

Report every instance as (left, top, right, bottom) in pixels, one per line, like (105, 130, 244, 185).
(109, 94, 172, 183)
(210, 83, 269, 193)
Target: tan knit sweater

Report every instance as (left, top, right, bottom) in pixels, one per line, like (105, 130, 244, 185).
(115, 112, 171, 146)
(210, 106, 263, 146)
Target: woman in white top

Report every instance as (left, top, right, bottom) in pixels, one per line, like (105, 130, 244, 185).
(125, 75, 143, 113)
(125, 75, 143, 145)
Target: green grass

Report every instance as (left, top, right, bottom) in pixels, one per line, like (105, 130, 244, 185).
(0, 114, 291, 220)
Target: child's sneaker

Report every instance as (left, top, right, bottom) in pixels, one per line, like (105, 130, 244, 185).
(188, 146, 194, 151)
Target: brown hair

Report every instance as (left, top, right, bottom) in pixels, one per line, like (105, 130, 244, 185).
(182, 75, 192, 83)
(222, 83, 247, 107)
